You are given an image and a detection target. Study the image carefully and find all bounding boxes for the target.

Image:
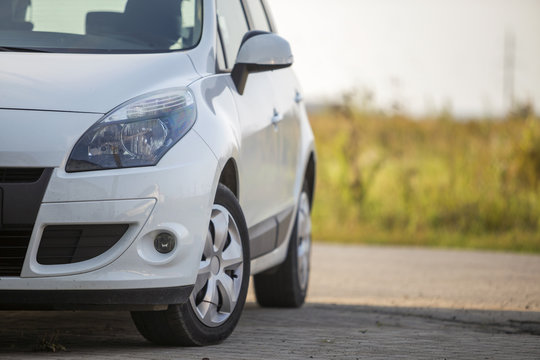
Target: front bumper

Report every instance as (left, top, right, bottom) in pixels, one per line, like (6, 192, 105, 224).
(0, 285, 194, 310)
(0, 109, 219, 306)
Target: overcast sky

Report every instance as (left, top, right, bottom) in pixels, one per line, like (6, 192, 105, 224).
(269, 0, 540, 116)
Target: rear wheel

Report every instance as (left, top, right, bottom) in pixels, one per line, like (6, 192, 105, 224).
(254, 182, 312, 307)
(131, 184, 250, 346)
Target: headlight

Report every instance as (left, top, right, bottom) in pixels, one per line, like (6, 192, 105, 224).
(66, 88, 196, 172)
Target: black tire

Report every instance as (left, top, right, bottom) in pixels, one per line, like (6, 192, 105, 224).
(131, 184, 250, 346)
(254, 182, 312, 308)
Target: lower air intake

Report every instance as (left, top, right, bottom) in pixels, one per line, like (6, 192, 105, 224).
(37, 224, 129, 265)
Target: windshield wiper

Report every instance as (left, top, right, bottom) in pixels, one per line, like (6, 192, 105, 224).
(0, 46, 51, 52)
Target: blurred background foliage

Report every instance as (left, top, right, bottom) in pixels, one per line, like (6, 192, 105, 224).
(310, 93, 540, 252)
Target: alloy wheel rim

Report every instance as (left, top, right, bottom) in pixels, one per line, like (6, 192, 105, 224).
(297, 192, 311, 292)
(189, 204, 244, 327)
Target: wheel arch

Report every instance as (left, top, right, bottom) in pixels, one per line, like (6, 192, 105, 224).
(304, 152, 316, 210)
(219, 158, 239, 199)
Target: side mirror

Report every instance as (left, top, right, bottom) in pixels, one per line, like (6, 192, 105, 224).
(232, 31, 294, 95)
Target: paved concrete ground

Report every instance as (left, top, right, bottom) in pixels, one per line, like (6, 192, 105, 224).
(1, 244, 540, 359)
(302, 244, 540, 311)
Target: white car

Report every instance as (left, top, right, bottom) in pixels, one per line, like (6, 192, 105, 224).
(0, 0, 316, 346)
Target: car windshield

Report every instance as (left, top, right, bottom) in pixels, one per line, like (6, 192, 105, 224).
(0, 0, 202, 53)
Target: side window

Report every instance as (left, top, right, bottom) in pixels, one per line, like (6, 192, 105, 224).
(216, 0, 249, 70)
(245, 0, 270, 32)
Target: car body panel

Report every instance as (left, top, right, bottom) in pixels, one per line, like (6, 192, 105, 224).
(0, 109, 101, 167)
(0, 52, 199, 113)
(270, 67, 303, 215)
(186, 0, 218, 77)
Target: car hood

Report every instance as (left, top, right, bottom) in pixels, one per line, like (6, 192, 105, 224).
(0, 52, 200, 114)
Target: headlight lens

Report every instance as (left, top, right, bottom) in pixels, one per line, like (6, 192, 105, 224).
(66, 88, 196, 172)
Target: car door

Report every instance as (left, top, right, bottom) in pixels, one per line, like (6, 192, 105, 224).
(216, 0, 281, 258)
(267, 67, 302, 245)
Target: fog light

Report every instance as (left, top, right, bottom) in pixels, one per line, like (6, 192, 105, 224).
(154, 232, 176, 254)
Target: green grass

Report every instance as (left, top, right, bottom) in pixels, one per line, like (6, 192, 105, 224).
(310, 105, 540, 253)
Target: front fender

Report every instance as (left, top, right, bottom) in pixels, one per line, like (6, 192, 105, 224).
(189, 75, 241, 183)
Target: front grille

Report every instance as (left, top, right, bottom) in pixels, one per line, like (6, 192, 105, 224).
(0, 168, 45, 183)
(0, 225, 33, 276)
(37, 224, 129, 265)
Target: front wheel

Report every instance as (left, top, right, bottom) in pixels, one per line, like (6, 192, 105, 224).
(254, 182, 312, 307)
(131, 184, 250, 346)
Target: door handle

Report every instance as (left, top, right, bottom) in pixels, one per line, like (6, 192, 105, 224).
(294, 91, 303, 104)
(271, 109, 283, 126)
